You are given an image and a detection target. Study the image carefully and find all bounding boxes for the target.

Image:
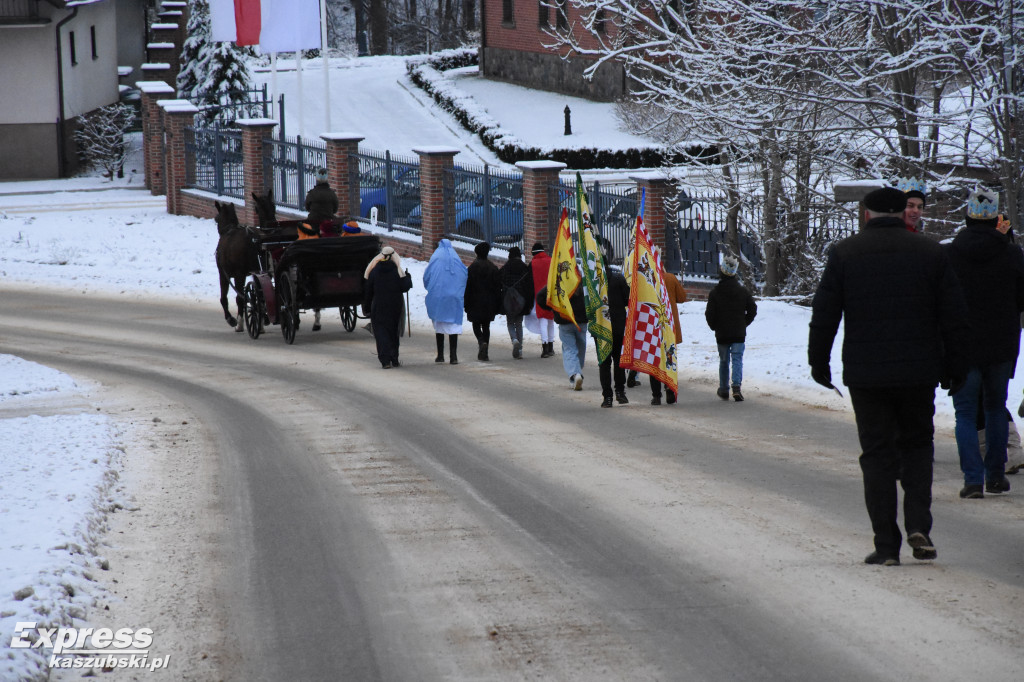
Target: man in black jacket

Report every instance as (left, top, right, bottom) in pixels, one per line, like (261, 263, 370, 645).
(598, 267, 630, 408)
(945, 189, 1024, 499)
(808, 186, 969, 567)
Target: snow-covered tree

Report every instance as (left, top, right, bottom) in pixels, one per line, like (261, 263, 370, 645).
(554, 0, 1023, 293)
(74, 104, 136, 179)
(178, 0, 256, 125)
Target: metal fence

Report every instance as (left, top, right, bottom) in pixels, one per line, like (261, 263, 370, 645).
(351, 150, 422, 233)
(547, 181, 637, 267)
(184, 125, 244, 199)
(442, 164, 525, 251)
(264, 134, 326, 211)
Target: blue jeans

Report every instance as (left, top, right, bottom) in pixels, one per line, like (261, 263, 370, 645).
(718, 342, 745, 390)
(559, 323, 587, 378)
(953, 361, 1014, 485)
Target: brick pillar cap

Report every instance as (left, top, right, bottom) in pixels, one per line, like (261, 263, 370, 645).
(834, 179, 888, 203)
(236, 118, 278, 127)
(322, 132, 365, 142)
(147, 42, 176, 49)
(413, 145, 462, 156)
(516, 160, 567, 171)
(159, 100, 199, 114)
(150, 23, 179, 30)
(137, 81, 175, 94)
(141, 63, 172, 70)
(629, 170, 672, 183)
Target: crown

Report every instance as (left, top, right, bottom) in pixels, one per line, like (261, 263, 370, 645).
(895, 176, 927, 196)
(967, 188, 999, 220)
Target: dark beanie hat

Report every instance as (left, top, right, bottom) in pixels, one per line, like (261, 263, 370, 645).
(474, 241, 491, 258)
(531, 242, 545, 254)
(508, 246, 522, 260)
(863, 186, 907, 214)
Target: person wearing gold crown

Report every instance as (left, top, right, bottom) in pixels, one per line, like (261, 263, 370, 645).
(945, 188, 1024, 499)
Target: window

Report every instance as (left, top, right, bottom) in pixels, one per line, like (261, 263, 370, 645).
(90, 26, 97, 60)
(556, 0, 567, 29)
(69, 31, 77, 66)
(538, 0, 548, 27)
(596, 8, 605, 33)
(502, 0, 514, 25)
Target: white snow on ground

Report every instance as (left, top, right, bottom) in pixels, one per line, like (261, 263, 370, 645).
(0, 54, 1015, 679)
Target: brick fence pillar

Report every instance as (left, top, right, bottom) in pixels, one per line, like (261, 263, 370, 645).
(517, 160, 566, 253)
(322, 133, 364, 221)
(414, 146, 461, 258)
(632, 172, 672, 261)
(236, 118, 278, 226)
(149, 21, 184, 88)
(159, 100, 198, 216)
(136, 81, 174, 195)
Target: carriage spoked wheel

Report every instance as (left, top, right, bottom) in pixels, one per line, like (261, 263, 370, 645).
(340, 306, 357, 332)
(277, 273, 298, 345)
(243, 280, 264, 340)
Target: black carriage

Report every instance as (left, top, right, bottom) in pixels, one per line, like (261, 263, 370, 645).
(243, 221, 382, 344)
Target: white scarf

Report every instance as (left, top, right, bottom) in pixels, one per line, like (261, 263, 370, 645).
(364, 246, 405, 279)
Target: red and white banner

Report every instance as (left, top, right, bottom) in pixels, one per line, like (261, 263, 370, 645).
(210, 0, 321, 52)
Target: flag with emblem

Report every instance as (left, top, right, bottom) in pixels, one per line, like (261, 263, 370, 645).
(576, 174, 613, 362)
(621, 211, 677, 393)
(546, 207, 581, 329)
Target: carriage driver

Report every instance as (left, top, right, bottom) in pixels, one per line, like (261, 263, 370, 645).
(301, 167, 339, 240)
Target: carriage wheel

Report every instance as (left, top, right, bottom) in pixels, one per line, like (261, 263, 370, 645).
(341, 306, 357, 332)
(243, 281, 263, 340)
(278, 274, 298, 345)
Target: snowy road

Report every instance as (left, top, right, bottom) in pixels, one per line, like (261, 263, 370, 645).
(2, 287, 1022, 681)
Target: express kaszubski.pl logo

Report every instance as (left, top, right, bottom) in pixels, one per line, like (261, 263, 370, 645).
(10, 622, 170, 671)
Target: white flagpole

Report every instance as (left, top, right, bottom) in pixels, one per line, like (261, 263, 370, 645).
(321, 0, 331, 132)
(296, 50, 305, 137)
(270, 52, 278, 121)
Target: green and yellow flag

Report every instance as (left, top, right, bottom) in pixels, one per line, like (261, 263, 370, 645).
(576, 173, 613, 363)
(547, 207, 581, 329)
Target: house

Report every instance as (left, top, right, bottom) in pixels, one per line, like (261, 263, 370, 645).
(480, 0, 627, 102)
(0, 0, 151, 179)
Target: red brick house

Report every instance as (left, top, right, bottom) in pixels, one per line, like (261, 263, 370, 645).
(480, 0, 628, 102)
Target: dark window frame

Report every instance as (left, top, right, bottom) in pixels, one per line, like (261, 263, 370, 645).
(502, 0, 514, 26)
(69, 30, 77, 66)
(538, 0, 549, 27)
(555, 0, 568, 30)
(90, 25, 97, 60)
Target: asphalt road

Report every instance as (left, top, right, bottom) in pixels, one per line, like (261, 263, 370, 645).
(3, 287, 1022, 681)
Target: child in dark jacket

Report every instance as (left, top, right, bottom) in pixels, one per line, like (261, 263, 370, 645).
(705, 255, 758, 401)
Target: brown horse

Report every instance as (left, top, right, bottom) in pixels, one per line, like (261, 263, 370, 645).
(214, 201, 258, 331)
(252, 189, 277, 229)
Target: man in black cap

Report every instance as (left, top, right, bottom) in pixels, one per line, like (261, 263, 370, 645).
(808, 186, 969, 567)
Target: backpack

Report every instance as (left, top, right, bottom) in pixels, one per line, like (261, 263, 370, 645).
(503, 285, 526, 317)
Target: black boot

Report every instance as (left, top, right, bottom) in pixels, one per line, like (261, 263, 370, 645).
(435, 333, 445, 363)
(449, 335, 459, 365)
(478, 342, 489, 361)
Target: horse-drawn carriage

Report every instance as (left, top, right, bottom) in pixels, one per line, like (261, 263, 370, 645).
(240, 218, 382, 344)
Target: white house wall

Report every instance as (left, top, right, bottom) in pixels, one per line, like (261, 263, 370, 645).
(60, 1, 119, 120)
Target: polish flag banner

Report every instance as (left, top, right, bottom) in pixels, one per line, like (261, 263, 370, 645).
(210, 0, 320, 52)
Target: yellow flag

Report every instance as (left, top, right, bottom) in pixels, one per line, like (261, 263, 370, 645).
(547, 208, 581, 329)
(621, 215, 678, 393)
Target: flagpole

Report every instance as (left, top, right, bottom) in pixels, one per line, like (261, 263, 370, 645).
(270, 52, 278, 121)
(296, 50, 305, 137)
(321, 0, 331, 132)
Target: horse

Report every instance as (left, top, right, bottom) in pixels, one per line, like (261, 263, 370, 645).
(214, 201, 258, 332)
(252, 189, 277, 229)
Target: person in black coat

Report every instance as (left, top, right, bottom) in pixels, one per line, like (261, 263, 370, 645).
(944, 189, 1024, 499)
(598, 267, 630, 408)
(364, 247, 413, 369)
(705, 255, 757, 401)
(808, 186, 969, 567)
(499, 246, 535, 359)
(304, 168, 338, 228)
(465, 241, 503, 361)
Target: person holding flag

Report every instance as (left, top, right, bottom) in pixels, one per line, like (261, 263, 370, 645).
(574, 175, 628, 406)
(620, 194, 679, 404)
(536, 208, 589, 390)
